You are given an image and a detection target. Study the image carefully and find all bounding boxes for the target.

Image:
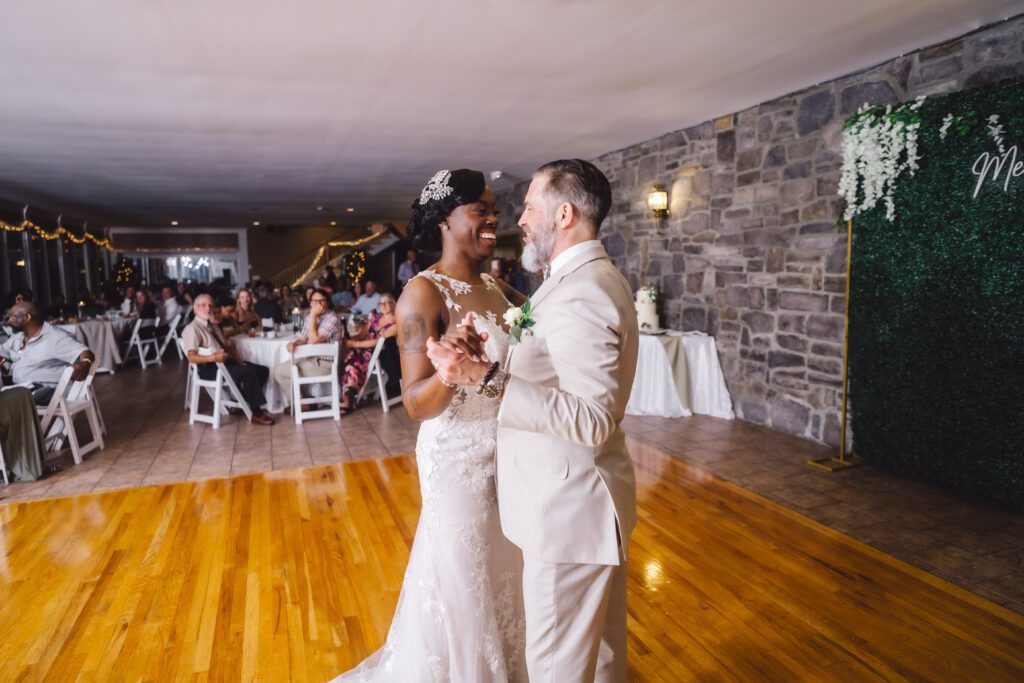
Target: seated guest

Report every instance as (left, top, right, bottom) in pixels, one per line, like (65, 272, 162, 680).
(0, 303, 96, 405)
(376, 294, 402, 397)
(272, 288, 342, 411)
(331, 280, 356, 309)
(43, 294, 76, 321)
(0, 386, 61, 480)
(350, 280, 381, 317)
(303, 286, 316, 310)
(180, 294, 275, 425)
(135, 289, 157, 319)
(135, 289, 159, 338)
(489, 257, 505, 282)
(253, 284, 284, 325)
(279, 284, 300, 312)
(79, 291, 106, 318)
(120, 286, 137, 315)
(234, 288, 260, 334)
(338, 301, 398, 414)
(159, 285, 182, 327)
(2, 289, 33, 323)
(216, 296, 243, 338)
(175, 282, 194, 306)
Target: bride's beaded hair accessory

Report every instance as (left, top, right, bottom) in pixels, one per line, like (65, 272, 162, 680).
(419, 170, 454, 205)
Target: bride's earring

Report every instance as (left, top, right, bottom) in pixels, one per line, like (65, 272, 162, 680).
(441, 223, 450, 231)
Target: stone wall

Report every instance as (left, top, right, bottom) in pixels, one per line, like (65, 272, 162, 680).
(494, 17, 1024, 445)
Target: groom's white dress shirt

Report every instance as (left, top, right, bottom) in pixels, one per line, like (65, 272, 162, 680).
(548, 239, 601, 276)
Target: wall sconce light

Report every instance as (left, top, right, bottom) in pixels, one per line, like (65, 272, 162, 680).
(647, 184, 669, 219)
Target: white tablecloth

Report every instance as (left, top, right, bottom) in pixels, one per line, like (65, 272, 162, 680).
(627, 335, 692, 418)
(233, 334, 297, 413)
(108, 315, 136, 337)
(626, 332, 735, 420)
(58, 319, 123, 373)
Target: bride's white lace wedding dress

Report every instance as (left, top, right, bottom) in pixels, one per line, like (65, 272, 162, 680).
(334, 271, 527, 683)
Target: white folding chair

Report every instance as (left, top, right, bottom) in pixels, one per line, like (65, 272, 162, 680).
(186, 348, 253, 429)
(39, 364, 105, 464)
(122, 317, 162, 369)
(159, 313, 184, 359)
(83, 366, 107, 436)
(291, 343, 340, 424)
(356, 337, 403, 413)
(36, 367, 74, 445)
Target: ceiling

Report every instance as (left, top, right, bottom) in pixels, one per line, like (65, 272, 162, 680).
(1, 0, 1020, 228)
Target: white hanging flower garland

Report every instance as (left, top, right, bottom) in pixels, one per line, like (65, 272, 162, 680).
(939, 113, 957, 140)
(986, 114, 1007, 154)
(838, 96, 926, 222)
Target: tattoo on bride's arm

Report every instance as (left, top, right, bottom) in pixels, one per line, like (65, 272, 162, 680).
(400, 314, 427, 354)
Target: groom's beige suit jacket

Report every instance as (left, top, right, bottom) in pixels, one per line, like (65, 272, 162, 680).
(497, 241, 638, 566)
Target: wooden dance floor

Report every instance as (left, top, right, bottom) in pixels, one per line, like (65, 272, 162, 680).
(1, 439, 1022, 681)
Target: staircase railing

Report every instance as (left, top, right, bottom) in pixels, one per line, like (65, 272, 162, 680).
(268, 243, 327, 288)
(268, 230, 389, 288)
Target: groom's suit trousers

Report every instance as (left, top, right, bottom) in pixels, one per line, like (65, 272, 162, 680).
(522, 549, 628, 683)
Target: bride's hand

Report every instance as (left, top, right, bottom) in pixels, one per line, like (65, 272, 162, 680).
(442, 312, 489, 363)
(426, 336, 490, 386)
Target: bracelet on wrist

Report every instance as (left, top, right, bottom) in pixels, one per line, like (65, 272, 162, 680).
(436, 373, 457, 390)
(476, 361, 501, 395)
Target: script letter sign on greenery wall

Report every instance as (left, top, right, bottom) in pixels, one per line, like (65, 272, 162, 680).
(848, 78, 1023, 511)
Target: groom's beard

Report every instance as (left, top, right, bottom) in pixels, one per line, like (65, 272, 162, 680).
(521, 221, 557, 274)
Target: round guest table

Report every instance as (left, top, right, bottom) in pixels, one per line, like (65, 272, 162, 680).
(626, 331, 735, 420)
(232, 333, 298, 413)
(58, 319, 124, 373)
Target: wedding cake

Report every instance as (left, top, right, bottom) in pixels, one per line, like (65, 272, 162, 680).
(635, 286, 659, 331)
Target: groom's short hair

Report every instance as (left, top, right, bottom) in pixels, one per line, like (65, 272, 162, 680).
(535, 159, 612, 230)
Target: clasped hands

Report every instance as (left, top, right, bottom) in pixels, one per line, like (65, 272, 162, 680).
(426, 312, 491, 387)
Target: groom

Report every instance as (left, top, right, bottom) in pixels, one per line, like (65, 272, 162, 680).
(428, 159, 638, 682)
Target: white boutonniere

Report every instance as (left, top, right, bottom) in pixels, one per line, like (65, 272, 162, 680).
(504, 299, 535, 345)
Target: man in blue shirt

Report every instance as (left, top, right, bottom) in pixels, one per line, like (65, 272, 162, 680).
(350, 280, 381, 317)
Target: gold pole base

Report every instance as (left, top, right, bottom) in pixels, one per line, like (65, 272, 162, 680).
(807, 453, 866, 472)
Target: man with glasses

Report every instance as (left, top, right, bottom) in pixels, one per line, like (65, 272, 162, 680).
(0, 302, 95, 405)
(181, 294, 275, 426)
(272, 288, 342, 413)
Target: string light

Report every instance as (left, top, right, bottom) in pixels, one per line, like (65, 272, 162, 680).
(291, 245, 327, 289)
(0, 218, 114, 251)
(290, 231, 384, 288)
(115, 256, 135, 285)
(346, 249, 367, 285)
(326, 232, 382, 248)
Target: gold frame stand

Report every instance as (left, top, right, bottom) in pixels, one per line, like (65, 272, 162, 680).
(808, 219, 865, 472)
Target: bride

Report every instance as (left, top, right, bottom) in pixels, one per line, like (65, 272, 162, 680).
(333, 169, 529, 682)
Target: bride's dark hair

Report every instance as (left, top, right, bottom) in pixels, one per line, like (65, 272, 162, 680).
(407, 169, 486, 252)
